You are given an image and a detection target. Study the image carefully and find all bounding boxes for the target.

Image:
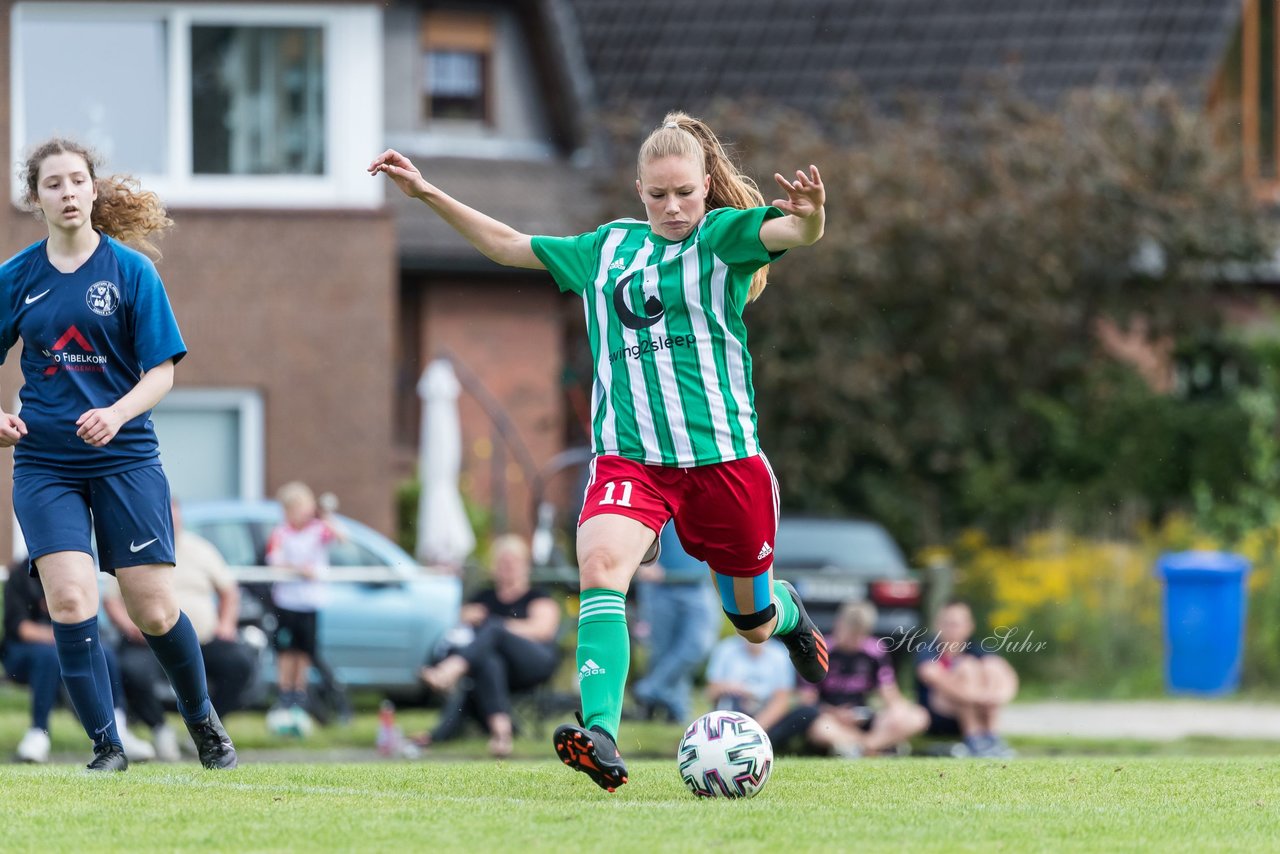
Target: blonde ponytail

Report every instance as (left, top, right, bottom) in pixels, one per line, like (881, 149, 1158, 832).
(638, 112, 771, 301)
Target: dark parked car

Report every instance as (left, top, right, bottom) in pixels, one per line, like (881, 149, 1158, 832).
(771, 516, 923, 646)
(532, 507, 923, 650)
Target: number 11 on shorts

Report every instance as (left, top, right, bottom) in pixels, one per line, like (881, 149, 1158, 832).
(599, 480, 633, 507)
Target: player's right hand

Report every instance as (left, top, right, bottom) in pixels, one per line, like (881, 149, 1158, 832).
(0, 412, 27, 447)
(368, 149, 431, 199)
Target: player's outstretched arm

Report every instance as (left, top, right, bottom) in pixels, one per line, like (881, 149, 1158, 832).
(368, 149, 545, 270)
(760, 164, 826, 252)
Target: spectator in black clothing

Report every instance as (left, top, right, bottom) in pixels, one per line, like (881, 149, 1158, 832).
(2, 561, 60, 762)
(2, 559, 154, 763)
(768, 600, 927, 758)
(416, 535, 561, 757)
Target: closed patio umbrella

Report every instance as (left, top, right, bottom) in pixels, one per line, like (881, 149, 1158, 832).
(416, 358, 475, 568)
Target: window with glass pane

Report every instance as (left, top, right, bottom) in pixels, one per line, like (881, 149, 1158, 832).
(191, 26, 326, 175)
(20, 17, 168, 175)
(425, 49, 488, 121)
(150, 407, 241, 501)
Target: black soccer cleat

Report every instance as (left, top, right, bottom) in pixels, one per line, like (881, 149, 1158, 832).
(185, 707, 238, 769)
(86, 743, 129, 772)
(553, 717, 629, 793)
(776, 580, 829, 683)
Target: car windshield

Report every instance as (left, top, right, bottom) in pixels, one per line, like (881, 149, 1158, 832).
(188, 516, 395, 568)
(190, 520, 264, 565)
(772, 520, 907, 572)
(328, 537, 391, 567)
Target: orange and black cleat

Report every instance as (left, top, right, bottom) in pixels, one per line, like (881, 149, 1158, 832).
(776, 580, 829, 683)
(553, 717, 629, 792)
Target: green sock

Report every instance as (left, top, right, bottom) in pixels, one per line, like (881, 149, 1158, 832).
(770, 580, 800, 637)
(576, 588, 630, 740)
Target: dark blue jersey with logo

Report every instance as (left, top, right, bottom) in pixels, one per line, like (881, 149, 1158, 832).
(0, 233, 186, 476)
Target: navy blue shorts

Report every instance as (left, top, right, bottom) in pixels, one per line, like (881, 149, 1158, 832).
(14, 464, 175, 575)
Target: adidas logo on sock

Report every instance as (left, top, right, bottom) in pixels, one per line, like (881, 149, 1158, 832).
(757, 541, 773, 561)
(578, 659, 606, 681)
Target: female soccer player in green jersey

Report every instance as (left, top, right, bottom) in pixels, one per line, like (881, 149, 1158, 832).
(371, 112, 826, 791)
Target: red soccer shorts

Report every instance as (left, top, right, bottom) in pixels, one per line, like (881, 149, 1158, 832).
(577, 453, 779, 578)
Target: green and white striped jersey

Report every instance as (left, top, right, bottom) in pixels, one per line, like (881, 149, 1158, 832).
(532, 205, 785, 467)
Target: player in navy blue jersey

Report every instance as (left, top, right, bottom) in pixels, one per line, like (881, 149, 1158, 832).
(0, 138, 237, 771)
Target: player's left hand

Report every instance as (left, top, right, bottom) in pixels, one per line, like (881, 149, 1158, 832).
(76, 406, 125, 447)
(770, 165, 825, 218)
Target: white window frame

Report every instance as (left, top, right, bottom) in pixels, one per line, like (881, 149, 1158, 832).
(156, 387, 265, 501)
(11, 2, 384, 209)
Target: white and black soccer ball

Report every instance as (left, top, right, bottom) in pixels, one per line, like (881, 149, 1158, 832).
(677, 710, 773, 799)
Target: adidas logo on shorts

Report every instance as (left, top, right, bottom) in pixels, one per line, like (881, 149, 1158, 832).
(579, 659, 606, 680)
(757, 541, 774, 561)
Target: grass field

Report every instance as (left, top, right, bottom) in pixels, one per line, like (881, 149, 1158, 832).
(3, 756, 1278, 852)
(5, 685, 1280, 850)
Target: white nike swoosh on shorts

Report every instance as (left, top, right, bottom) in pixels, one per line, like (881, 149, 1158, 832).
(130, 538, 159, 553)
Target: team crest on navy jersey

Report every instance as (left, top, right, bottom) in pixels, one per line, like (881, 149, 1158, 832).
(86, 280, 120, 316)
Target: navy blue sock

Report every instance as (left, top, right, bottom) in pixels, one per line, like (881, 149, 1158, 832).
(144, 612, 212, 723)
(52, 617, 121, 750)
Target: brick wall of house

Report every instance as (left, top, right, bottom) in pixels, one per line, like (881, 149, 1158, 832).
(408, 278, 571, 540)
(162, 211, 400, 533)
(0, 205, 401, 558)
(0, 2, 401, 561)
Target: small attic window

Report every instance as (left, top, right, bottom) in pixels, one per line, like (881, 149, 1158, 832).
(421, 10, 493, 123)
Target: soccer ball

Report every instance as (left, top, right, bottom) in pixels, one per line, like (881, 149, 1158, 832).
(677, 710, 773, 799)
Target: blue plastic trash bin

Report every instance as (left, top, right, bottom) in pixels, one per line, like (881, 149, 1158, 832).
(1155, 551, 1251, 695)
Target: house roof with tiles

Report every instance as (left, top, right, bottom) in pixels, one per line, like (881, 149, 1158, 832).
(566, 0, 1242, 115)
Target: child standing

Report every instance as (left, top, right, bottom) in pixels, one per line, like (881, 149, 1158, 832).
(266, 482, 342, 729)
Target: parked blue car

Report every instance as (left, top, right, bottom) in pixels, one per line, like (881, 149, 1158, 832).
(181, 500, 462, 702)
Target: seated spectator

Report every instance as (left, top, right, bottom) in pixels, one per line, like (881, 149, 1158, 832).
(915, 600, 1019, 758)
(3, 559, 154, 763)
(416, 535, 561, 757)
(103, 501, 255, 761)
(630, 523, 717, 723)
(767, 601, 928, 758)
(704, 634, 793, 732)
